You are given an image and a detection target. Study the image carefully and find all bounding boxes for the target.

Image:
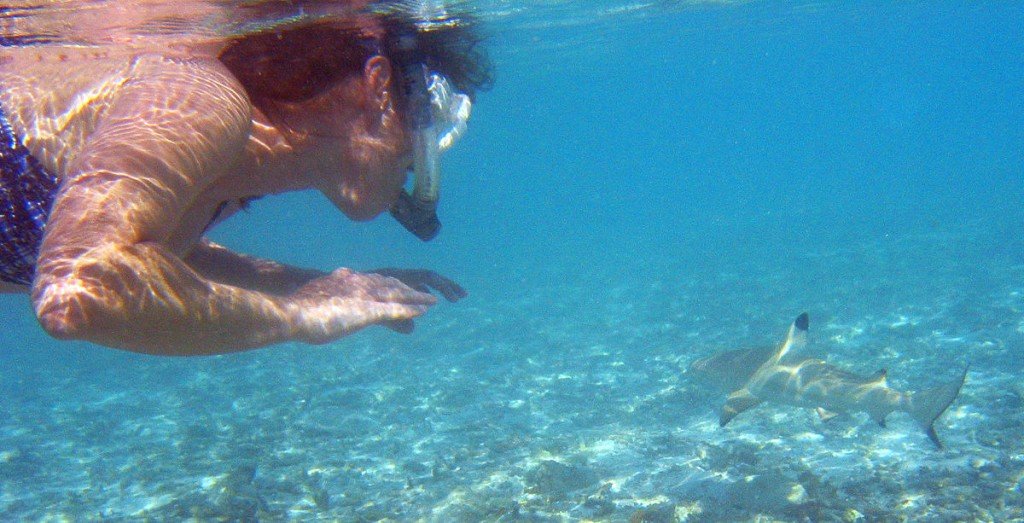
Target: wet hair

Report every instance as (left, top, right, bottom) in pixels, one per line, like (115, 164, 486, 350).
(218, 5, 493, 113)
(377, 11, 494, 101)
(219, 22, 375, 104)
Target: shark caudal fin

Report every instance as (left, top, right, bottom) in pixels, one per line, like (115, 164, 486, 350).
(906, 367, 968, 449)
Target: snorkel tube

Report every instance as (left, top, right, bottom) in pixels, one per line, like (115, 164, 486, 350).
(390, 0, 464, 241)
(392, 57, 442, 241)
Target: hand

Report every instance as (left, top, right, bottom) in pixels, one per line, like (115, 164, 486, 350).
(369, 268, 468, 303)
(288, 269, 437, 343)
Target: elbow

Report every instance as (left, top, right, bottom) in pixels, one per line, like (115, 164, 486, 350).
(36, 305, 87, 341)
(33, 282, 107, 342)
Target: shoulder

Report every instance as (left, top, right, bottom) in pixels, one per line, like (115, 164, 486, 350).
(0, 45, 248, 120)
(0, 48, 252, 179)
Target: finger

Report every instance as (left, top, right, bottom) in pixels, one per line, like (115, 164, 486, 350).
(379, 302, 432, 321)
(428, 275, 467, 302)
(444, 281, 468, 301)
(381, 319, 415, 334)
(365, 270, 432, 297)
(396, 274, 453, 300)
(302, 299, 430, 344)
(390, 286, 438, 306)
(362, 275, 438, 305)
(340, 301, 428, 334)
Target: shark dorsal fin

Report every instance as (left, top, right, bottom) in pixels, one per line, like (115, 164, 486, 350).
(869, 369, 888, 385)
(771, 312, 809, 364)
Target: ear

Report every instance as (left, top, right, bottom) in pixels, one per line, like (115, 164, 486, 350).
(364, 55, 393, 110)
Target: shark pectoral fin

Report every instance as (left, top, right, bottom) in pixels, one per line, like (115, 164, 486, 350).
(866, 406, 889, 427)
(815, 408, 839, 422)
(720, 389, 761, 427)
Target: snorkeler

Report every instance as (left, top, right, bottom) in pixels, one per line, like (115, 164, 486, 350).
(0, 1, 491, 355)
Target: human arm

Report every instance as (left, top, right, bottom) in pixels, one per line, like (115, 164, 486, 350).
(185, 240, 469, 302)
(30, 56, 433, 355)
(185, 241, 465, 335)
(184, 238, 325, 296)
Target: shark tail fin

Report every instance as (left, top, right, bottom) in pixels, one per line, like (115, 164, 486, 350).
(906, 367, 967, 449)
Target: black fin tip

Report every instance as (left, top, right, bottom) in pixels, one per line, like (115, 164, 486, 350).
(795, 312, 809, 331)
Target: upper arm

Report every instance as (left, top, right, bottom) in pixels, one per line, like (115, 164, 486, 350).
(32, 55, 252, 299)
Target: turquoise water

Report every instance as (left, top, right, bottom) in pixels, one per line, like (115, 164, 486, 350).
(2, 1, 1024, 520)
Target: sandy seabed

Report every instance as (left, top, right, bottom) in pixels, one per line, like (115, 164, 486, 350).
(1, 226, 1022, 522)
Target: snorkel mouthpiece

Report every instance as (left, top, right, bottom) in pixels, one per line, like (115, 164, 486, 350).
(391, 189, 441, 241)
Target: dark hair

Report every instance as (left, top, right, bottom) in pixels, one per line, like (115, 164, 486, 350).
(218, 5, 493, 110)
(219, 21, 375, 104)
(377, 11, 494, 101)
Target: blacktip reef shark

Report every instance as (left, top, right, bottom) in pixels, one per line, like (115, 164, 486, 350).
(689, 313, 967, 449)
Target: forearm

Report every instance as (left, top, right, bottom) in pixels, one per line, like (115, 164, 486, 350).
(185, 239, 324, 296)
(33, 241, 301, 355)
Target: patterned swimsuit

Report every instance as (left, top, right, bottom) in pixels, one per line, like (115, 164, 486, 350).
(0, 103, 245, 286)
(0, 103, 60, 285)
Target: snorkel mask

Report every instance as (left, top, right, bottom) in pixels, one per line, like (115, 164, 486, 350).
(389, 2, 472, 241)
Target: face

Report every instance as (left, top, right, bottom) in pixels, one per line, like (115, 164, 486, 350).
(268, 56, 412, 221)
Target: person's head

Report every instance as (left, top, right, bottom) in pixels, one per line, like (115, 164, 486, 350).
(218, 2, 492, 222)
